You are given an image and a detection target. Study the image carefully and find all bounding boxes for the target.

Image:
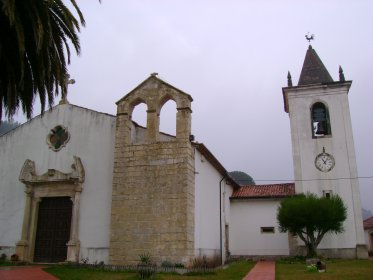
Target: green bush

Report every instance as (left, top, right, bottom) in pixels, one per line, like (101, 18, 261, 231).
(174, 263, 184, 268)
(160, 260, 173, 268)
(192, 255, 221, 269)
(305, 264, 317, 273)
(137, 253, 155, 279)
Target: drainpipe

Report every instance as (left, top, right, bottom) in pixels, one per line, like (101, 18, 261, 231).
(219, 174, 227, 265)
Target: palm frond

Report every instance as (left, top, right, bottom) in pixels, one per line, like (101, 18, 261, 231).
(0, 0, 86, 121)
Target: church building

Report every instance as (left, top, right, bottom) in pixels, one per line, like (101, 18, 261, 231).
(0, 45, 368, 264)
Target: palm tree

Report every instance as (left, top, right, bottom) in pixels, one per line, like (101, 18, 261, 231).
(0, 0, 85, 121)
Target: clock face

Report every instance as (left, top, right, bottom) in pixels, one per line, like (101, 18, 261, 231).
(315, 152, 335, 172)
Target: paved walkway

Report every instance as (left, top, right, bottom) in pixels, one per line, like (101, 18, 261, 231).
(242, 261, 275, 280)
(0, 266, 57, 280)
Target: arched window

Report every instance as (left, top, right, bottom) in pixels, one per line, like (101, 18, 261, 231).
(159, 99, 177, 139)
(131, 102, 148, 143)
(311, 102, 331, 137)
(131, 102, 147, 128)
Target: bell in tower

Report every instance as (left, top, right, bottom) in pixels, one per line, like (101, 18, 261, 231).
(315, 121, 328, 135)
(312, 103, 330, 136)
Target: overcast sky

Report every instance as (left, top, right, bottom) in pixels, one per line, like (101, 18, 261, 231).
(12, 0, 373, 212)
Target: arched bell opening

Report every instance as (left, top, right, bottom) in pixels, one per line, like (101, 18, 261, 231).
(159, 98, 177, 140)
(311, 102, 331, 138)
(130, 101, 148, 128)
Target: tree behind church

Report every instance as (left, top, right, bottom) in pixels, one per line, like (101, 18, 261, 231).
(229, 171, 255, 185)
(0, 0, 87, 121)
(0, 120, 21, 136)
(277, 193, 347, 257)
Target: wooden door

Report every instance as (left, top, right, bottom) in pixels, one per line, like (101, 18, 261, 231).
(34, 197, 72, 262)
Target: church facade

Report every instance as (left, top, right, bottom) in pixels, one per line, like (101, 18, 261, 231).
(0, 46, 368, 264)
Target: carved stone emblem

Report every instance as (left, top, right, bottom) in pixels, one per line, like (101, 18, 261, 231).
(19, 156, 85, 184)
(46, 125, 70, 151)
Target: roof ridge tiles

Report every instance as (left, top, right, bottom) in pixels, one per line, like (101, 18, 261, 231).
(231, 183, 295, 199)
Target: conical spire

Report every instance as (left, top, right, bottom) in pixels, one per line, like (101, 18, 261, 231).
(298, 45, 333, 86)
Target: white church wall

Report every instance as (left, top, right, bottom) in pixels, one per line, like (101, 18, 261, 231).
(365, 229, 373, 254)
(0, 104, 115, 263)
(287, 86, 365, 252)
(224, 181, 234, 225)
(229, 199, 289, 256)
(223, 182, 234, 259)
(194, 148, 229, 261)
(363, 230, 369, 250)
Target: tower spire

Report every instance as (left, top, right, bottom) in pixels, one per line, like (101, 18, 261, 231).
(298, 45, 333, 86)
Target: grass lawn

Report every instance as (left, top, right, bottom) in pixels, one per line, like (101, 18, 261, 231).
(0, 261, 26, 266)
(44, 260, 254, 280)
(276, 259, 373, 280)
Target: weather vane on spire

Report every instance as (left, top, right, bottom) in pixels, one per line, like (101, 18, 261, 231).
(305, 32, 315, 43)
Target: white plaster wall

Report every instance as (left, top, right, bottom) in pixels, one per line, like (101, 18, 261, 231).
(230, 200, 289, 256)
(224, 181, 234, 226)
(364, 229, 372, 252)
(286, 84, 365, 250)
(0, 104, 115, 263)
(223, 182, 234, 259)
(194, 149, 228, 260)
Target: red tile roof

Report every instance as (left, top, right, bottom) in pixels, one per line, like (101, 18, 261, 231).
(231, 183, 295, 199)
(363, 216, 373, 230)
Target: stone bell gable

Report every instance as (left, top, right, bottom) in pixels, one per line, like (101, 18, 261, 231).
(115, 74, 193, 144)
(109, 74, 195, 265)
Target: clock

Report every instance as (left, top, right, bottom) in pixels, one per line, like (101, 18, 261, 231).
(315, 148, 335, 172)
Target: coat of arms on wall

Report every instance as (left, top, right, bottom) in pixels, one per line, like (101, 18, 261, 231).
(46, 125, 70, 151)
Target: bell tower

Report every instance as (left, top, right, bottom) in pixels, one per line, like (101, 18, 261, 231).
(282, 45, 368, 258)
(110, 74, 195, 265)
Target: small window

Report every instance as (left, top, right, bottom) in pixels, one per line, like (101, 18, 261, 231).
(261, 227, 275, 234)
(311, 102, 331, 137)
(46, 125, 70, 151)
(323, 190, 333, 199)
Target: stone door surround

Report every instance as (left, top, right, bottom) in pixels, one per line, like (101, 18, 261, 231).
(16, 156, 85, 263)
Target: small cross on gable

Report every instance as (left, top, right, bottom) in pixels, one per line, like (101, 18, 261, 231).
(59, 74, 75, 105)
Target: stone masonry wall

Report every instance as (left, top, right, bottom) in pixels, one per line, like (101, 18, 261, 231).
(109, 76, 195, 265)
(110, 140, 195, 265)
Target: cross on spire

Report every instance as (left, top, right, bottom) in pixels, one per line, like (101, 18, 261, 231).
(60, 74, 75, 105)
